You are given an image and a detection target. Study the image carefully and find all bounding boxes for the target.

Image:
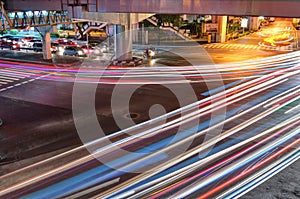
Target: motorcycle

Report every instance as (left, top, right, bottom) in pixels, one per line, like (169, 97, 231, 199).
(143, 48, 156, 59)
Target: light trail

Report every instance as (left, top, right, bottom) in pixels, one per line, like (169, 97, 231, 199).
(1, 48, 300, 85)
(124, 113, 300, 198)
(98, 74, 299, 198)
(145, 117, 300, 199)
(217, 149, 300, 199)
(285, 102, 300, 114)
(169, 127, 300, 199)
(197, 132, 300, 199)
(0, 61, 280, 197)
(2, 51, 300, 198)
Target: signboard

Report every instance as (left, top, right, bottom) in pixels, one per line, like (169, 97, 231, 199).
(241, 18, 248, 28)
(205, 23, 218, 33)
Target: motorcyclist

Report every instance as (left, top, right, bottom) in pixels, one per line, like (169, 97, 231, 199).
(149, 45, 155, 51)
(145, 47, 149, 57)
(144, 46, 156, 58)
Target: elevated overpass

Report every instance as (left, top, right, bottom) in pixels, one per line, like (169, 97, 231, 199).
(2, 0, 300, 61)
(3, 0, 300, 18)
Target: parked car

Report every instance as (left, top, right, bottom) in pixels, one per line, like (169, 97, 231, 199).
(63, 46, 87, 57)
(27, 39, 42, 48)
(22, 36, 40, 46)
(32, 42, 43, 52)
(0, 37, 22, 50)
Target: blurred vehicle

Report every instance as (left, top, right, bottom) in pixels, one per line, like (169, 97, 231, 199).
(22, 36, 38, 42)
(11, 39, 22, 50)
(27, 39, 42, 48)
(80, 44, 103, 56)
(63, 46, 87, 57)
(143, 47, 156, 59)
(0, 35, 14, 46)
(22, 36, 40, 47)
(32, 42, 43, 52)
(100, 43, 109, 53)
(296, 22, 300, 30)
(54, 38, 78, 46)
(51, 42, 61, 53)
(0, 37, 22, 50)
(269, 17, 275, 22)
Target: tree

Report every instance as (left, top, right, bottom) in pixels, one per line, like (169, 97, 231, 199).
(156, 14, 181, 28)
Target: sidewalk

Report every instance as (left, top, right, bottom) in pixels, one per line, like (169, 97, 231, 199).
(0, 50, 82, 67)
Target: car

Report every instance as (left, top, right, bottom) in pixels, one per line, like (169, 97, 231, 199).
(27, 39, 42, 48)
(22, 35, 42, 47)
(54, 38, 78, 46)
(63, 46, 87, 57)
(80, 44, 103, 56)
(0, 37, 22, 50)
(269, 17, 275, 22)
(22, 36, 38, 42)
(51, 42, 61, 53)
(32, 42, 43, 52)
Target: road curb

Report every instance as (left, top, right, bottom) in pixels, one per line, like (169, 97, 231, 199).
(0, 57, 80, 68)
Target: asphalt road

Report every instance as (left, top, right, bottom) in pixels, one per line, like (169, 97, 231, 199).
(0, 19, 299, 198)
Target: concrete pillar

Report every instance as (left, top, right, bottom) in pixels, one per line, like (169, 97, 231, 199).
(141, 23, 145, 44)
(36, 26, 52, 60)
(114, 24, 133, 61)
(135, 23, 139, 43)
(113, 13, 133, 61)
(249, 17, 259, 30)
(211, 16, 218, 43)
(145, 30, 149, 45)
(132, 23, 139, 43)
(218, 16, 227, 43)
(43, 32, 52, 60)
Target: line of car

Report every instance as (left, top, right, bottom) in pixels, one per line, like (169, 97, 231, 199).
(0, 35, 109, 58)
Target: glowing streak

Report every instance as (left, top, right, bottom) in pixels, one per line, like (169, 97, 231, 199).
(218, 150, 300, 199)
(264, 85, 300, 108)
(285, 102, 300, 114)
(125, 114, 300, 199)
(197, 135, 300, 199)
(148, 118, 300, 199)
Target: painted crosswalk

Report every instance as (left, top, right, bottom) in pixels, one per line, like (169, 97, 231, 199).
(202, 43, 294, 51)
(0, 67, 49, 92)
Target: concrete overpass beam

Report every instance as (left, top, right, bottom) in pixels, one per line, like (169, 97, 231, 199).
(81, 12, 153, 25)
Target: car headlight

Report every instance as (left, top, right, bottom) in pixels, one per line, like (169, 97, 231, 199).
(78, 51, 84, 55)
